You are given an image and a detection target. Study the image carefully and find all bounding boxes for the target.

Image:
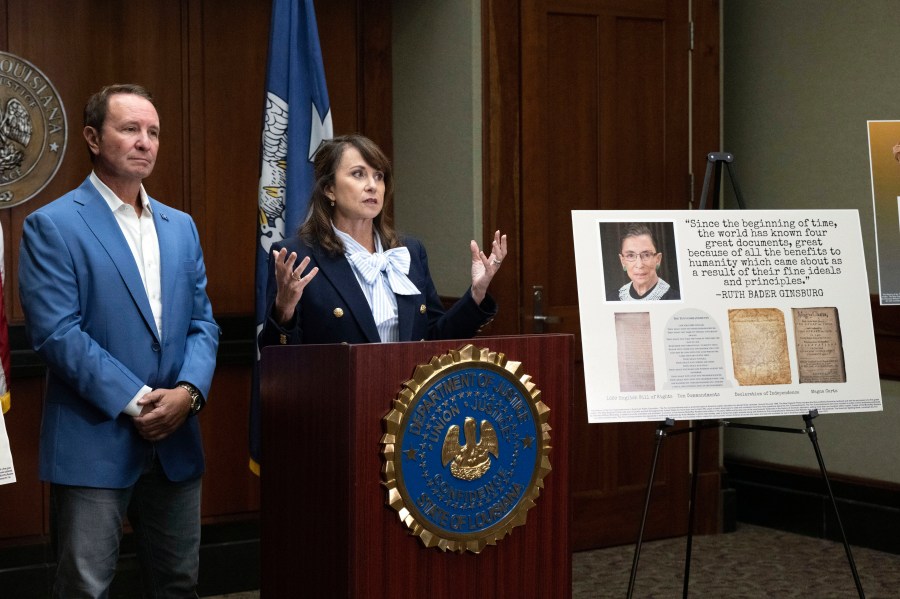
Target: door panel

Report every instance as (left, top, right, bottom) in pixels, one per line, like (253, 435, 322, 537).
(521, 0, 692, 549)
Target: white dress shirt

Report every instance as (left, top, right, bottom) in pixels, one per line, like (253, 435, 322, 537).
(90, 172, 161, 416)
(334, 226, 419, 342)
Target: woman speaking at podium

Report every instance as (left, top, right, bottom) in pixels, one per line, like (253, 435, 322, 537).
(258, 134, 506, 348)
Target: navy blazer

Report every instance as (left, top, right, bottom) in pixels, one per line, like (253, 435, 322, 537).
(18, 178, 220, 487)
(259, 235, 496, 347)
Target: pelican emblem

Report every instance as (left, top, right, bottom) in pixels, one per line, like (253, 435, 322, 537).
(441, 417, 499, 481)
(0, 97, 32, 174)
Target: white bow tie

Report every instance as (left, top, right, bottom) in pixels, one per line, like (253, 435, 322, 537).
(347, 247, 420, 295)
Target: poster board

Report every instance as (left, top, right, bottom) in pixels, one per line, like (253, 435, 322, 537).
(572, 210, 882, 423)
(0, 408, 12, 485)
(866, 120, 900, 304)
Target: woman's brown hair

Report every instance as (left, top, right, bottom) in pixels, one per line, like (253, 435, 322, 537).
(299, 134, 401, 255)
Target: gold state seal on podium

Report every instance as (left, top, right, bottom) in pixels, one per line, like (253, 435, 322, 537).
(381, 343, 551, 553)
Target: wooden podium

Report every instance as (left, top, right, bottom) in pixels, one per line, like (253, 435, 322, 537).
(260, 334, 573, 598)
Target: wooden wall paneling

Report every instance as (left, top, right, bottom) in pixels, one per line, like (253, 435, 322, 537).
(546, 11, 597, 307)
(0, 0, 7, 49)
(357, 0, 392, 156)
(191, 0, 271, 315)
(691, 0, 721, 208)
(0, 376, 45, 540)
(481, 0, 521, 335)
(186, 0, 267, 526)
(0, 0, 397, 559)
(5, 0, 187, 322)
(0, 0, 389, 321)
(316, 0, 360, 137)
(662, 1, 691, 210)
(185, 0, 208, 306)
(316, 1, 392, 150)
(200, 364, 259, 518)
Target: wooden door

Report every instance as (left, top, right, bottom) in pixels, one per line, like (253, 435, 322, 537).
(490, 0, 701, 550)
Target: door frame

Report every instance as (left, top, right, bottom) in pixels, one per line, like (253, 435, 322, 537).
(481, 0, 722, 545)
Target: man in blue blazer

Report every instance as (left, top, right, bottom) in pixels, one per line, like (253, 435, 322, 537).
(18, 84, 219, 598)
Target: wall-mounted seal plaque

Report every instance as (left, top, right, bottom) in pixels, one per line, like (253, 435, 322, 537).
(381, 344, 551, 553)
(0, 52, 67, 208)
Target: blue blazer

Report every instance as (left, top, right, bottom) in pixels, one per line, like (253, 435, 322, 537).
(18, 178, 220, 487)
(259, 235, 496, 347)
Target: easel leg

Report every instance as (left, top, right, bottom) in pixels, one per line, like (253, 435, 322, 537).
(803, 411, 866, 599)
(626, 419, 673, 599)
(682, 424, 703, 598)
(698, 152, 745, 210)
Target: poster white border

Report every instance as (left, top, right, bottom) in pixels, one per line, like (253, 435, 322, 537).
(573, 209, 882, 423)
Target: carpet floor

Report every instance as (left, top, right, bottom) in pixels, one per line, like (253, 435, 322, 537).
(573, 523, 893, 598)
(207, 523, 896, 598)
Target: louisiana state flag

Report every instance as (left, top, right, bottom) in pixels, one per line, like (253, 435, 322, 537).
(250, 0, 332, 475)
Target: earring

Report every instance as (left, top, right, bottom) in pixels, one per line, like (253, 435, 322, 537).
(656, 264, 660, 271)
(623, 266, 627, 272)
(330, 199, 335, 207)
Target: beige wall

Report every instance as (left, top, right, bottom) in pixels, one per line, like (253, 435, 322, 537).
(392, 0, 482, 295)
(723, 0, 900, 482)
(390, 0, 900, 482)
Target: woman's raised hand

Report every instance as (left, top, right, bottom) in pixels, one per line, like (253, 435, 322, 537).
(470, 230, 508, 305)
(272, 248, 319, 325)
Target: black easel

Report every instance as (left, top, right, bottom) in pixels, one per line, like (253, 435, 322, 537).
(625, 153, 865, 598)
(697, 151, 746, 210)
(625, 412, 865, 599)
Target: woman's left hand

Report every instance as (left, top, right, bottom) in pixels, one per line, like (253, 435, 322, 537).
(470, 230, 508, 305)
